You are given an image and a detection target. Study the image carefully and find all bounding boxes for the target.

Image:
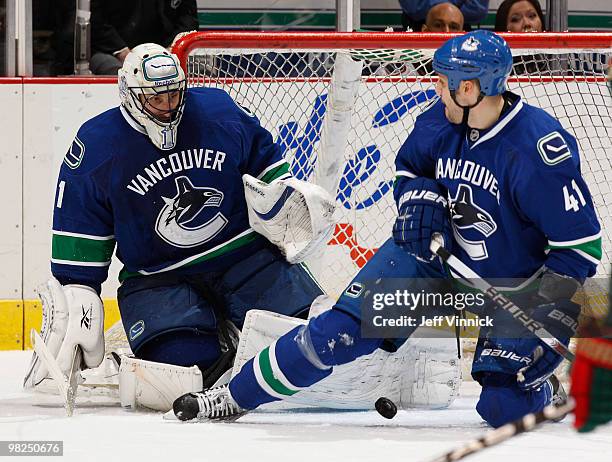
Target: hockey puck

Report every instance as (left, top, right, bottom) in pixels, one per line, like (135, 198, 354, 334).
(375, 397, 397, 419)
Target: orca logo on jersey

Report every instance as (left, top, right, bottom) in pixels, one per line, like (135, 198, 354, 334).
(155, 176, 228, 248)
(449, 184, 498, 260)
(450, 185, 497, 237)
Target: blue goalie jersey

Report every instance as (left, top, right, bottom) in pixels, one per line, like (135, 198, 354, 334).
(51, 87, 290, 292)
(395, 93, 601, 284)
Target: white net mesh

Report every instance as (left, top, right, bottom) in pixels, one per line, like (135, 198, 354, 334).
(175, 35, 612, 382)
(188, 43, 612, 295)
(181, 39, 611, 304)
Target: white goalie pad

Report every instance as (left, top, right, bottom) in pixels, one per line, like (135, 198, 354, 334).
(24, 278, 105, 389)
(119, 356, 203, 412)
(233, 309, 461, 410)
(243, 174, 337, 263)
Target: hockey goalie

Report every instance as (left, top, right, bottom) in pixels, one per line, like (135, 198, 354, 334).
(22, 42, 461, 415)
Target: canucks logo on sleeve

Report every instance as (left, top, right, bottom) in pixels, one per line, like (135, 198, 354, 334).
(155, 176, 228, 248)
(536, 132, 572, 166)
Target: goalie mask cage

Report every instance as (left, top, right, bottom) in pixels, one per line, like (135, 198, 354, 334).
(173, 32, 612, 308)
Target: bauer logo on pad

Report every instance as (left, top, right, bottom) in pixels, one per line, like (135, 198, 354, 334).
(537, 131, 572, 166)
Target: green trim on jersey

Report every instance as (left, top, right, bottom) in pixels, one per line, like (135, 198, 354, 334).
(52, 233, 115, 264)
(547, 237, 602, 261)
(259, 162, 290, 184)
(118, 230, 263, 281)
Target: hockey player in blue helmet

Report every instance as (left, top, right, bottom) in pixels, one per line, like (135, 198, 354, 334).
(177, 31, 600, 429)
(432, 29, 513, 125)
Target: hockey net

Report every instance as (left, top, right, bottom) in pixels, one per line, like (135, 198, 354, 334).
(173, 32, 612, 377)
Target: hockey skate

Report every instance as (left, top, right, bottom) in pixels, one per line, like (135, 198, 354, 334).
(548, 375, 568, 422)
(173, 384, 247, 422)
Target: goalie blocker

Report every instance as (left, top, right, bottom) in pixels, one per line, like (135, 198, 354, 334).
(24, 278, 105, 389)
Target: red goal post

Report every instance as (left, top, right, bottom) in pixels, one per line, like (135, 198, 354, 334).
(171, 32, 612, 305)
(173, 31, 612, 58)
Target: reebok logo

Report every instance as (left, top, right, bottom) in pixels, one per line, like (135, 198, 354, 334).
(80, 305, 92, 330)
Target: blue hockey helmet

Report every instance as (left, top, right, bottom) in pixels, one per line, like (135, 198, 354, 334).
(433, 30, 513, 97)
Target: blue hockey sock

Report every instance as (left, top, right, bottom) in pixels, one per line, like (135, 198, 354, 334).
(476, 377, 553, 427)
(229, 325, 333, 409)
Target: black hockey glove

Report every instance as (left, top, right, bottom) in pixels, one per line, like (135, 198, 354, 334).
(515, 271, 582, 391)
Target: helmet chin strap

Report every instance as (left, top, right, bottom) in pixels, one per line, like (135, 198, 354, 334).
(450, 90, 486, 125)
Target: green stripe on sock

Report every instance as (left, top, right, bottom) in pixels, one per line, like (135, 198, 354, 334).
(258, 347, 298, 396)
(52, 234, 115, 263)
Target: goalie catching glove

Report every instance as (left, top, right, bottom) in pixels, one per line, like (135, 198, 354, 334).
(243, 174, 337, 263)
(24, 278, 105, 388)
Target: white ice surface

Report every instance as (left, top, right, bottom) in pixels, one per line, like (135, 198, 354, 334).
(1, 351, 611, 462)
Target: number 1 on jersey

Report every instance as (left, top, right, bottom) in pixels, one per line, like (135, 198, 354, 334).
(56, 180, 66, 209)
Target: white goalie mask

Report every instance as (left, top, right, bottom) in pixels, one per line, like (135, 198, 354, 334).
(118, 43, 187, 151)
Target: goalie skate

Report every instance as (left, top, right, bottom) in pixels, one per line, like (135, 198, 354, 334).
(173, 384, 247, 422)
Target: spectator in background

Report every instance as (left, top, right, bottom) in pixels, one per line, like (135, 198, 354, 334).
(90, 0, 198, 75)
(399, 0, 488, 32)
(494, 0, 544, 32)
(495, 0, 546, 74)
(421, 3, 465, 32)
(406, 3, 464, 76)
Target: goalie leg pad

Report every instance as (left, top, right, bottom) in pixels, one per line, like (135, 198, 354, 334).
(119, 356, 203, 412)
(280, 327, 461, 410)
(229, 309, 381, 409)
(397, 329, 462, 409)
(231, 309, 460, 410)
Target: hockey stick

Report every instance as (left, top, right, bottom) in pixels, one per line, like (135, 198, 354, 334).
(427, 398, 576, 462)
(429, 236, 575, 362)
(31, 329, 82, 416)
